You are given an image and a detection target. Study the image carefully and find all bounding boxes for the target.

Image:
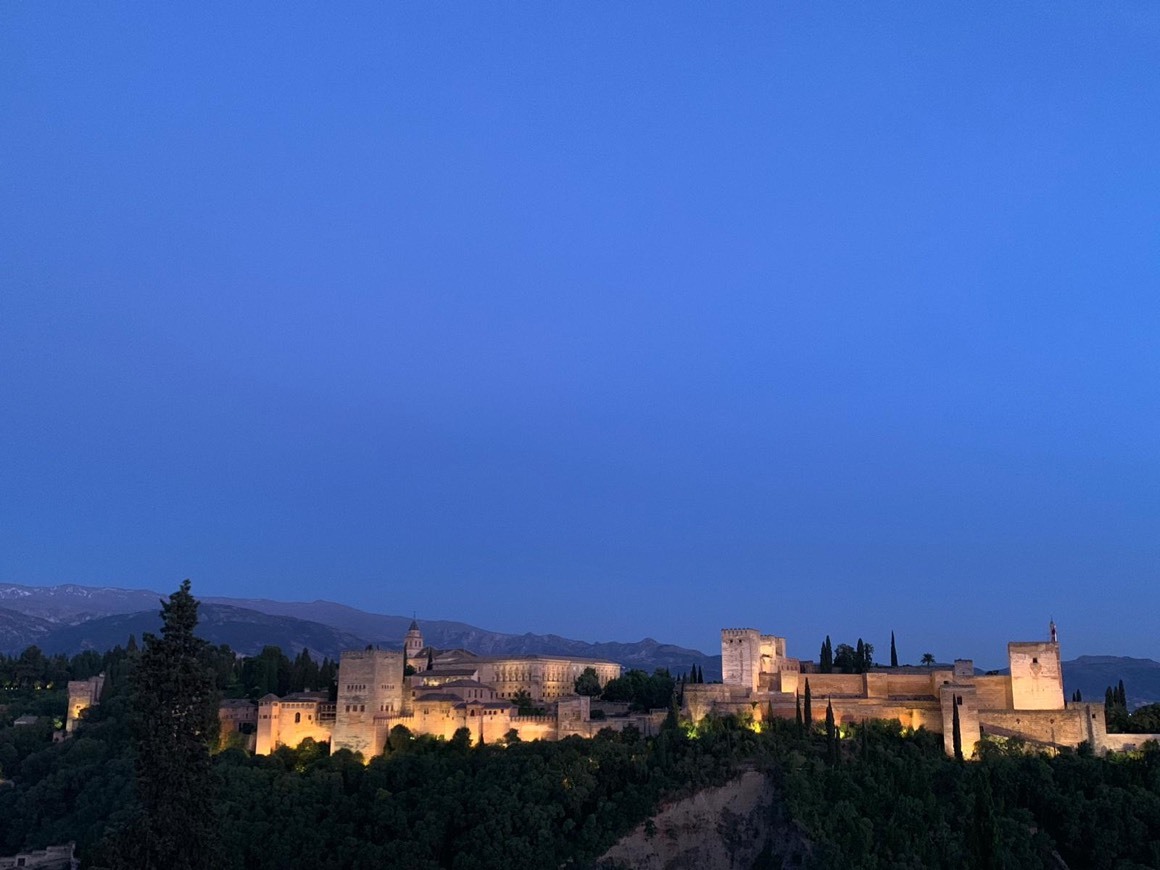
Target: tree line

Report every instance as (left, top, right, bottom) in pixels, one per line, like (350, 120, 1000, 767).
(2, 583, 1159, 869)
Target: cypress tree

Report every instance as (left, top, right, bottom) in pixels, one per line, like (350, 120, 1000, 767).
(856, 639, 865, 674)
(825, 700, 837, 763)
(426, 648, 434, 671)
(952, 695, 963, 761)
(1118, 679, 1127, 707)
(120, 580, 221, 869)
(890, 631, 898, 668)
(795, 691, 803, 730)
(1106, 686, 1115, 709)
(803, 678, 813, 728)
(820, 636, 834, 674)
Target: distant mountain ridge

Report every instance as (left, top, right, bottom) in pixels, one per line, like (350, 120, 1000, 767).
(0, 606, 56, 655)
(6, 585, 1155, 702)
(30, 603, 369, 660)
(0, 583, 164, 625)
(0, 583, 722, 677)
(1060, 656, 1160, 710)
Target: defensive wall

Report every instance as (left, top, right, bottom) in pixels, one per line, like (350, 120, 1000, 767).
(253, 630, 628, 757)
(692, 625, 1159, 758)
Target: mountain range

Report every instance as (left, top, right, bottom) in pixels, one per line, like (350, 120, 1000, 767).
(1, 584, 1157, 706)
(0, 583, 722, 677)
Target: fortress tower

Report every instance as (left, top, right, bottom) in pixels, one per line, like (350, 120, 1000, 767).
(330, 649, 406, 756)
(1008, 638, 1065, 710)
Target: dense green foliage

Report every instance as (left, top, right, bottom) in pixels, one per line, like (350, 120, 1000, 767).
(598, 668, 675, 711)
(109, 580, 221, 869)
(3, 598, 1160, 868)
(573, 666, 602, 697)
(818, 636, 876, 673)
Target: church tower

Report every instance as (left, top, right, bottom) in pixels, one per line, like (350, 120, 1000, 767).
(405, 619, 424, 658)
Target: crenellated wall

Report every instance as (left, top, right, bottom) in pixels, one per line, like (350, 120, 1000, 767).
(256, 696, 331, 754)
(696, 625, 1079, 758)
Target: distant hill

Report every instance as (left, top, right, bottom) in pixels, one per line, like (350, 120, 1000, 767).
(205, 596, 722, 679)
(35, 603, 368, 660)
(0, 606, 56, 655)
(1062, 656, 1160, 710)
(1, 583, 723, 677)
(0, 583, 164, 625)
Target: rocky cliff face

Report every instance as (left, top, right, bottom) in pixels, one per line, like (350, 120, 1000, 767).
(594, 770, 810, 870)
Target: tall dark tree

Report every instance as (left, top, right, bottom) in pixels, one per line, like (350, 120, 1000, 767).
(819, 636, 834, 673)
(890, 631, 898, 668)
(573, 666, 602, 697)
(952, 695, 963, 761)
(825, 699, 838, 764)
(795, 691, 803, 730)
(803, 678, 813, 728)
(122, 579, 221, 869)
(426, 648, 434, 671)
(967, 769, 1000, 869)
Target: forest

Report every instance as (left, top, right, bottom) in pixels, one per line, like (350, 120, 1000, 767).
(2, 590, 1159, 869)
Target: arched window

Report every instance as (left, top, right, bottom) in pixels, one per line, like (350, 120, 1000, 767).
(294, 712, 301, 724)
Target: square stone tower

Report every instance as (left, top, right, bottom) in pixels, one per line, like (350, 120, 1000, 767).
(331, 649, 405, 757)
(1008, 641, 1064, 711)
(721, 629, 763, 691)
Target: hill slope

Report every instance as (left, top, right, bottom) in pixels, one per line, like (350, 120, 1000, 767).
(36, 603, 368, 660)
(0, 606, 56, 655)
(1062, 656, 1160, 709)
(0, 583, 164, 624)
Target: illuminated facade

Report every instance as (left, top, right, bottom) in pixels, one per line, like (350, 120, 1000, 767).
(689, 624, 1145, 758)
(253, 623, 653, 756)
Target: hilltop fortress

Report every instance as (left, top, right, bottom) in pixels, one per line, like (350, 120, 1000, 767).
(59, 617, 1114, 761)
(210, 619, 1158, 760)
(687, 623, 1151, 757)
(236, 621, 657, 755)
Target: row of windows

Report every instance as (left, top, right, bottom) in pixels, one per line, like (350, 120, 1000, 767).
(344, 704, 367, 713)
(345, 684, 368, 692)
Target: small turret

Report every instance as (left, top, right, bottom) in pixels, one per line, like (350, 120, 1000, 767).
(1050, 618, 1058, 644)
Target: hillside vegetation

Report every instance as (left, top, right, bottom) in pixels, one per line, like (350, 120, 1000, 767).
(3, 645, 1160, 868)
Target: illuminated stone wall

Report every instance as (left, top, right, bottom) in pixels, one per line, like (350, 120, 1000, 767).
(474, 657, 620, 703)
(979, 706, 1093, 749)
(331, 649, 406, 756)
(1008, 642, 1065, 710)
(940, 684, 981, 758)
(722, 629, 763, 691)
(255, 696, 331, 755)
(65, 674, 105, 733)
(697, 626, 1085, 758)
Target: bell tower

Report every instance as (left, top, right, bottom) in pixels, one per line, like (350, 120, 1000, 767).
(404, 619, 424, 658)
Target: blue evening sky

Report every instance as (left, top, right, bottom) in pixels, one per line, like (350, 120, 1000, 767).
(2, 4, 1158, 666)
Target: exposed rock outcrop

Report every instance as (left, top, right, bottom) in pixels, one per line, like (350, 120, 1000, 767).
(594, 769, 809, 870)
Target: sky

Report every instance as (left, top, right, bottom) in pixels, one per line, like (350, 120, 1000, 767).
(2, 4, 1158, 667)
